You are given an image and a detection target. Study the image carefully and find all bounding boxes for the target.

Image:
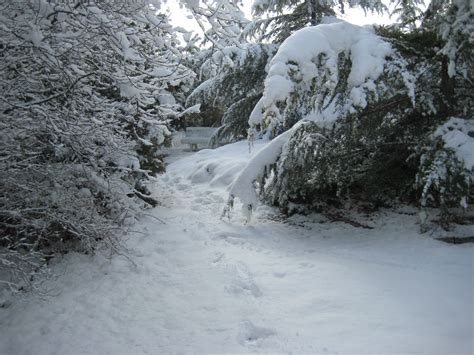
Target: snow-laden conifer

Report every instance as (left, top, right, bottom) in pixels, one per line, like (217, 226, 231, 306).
(245, 0, 386, 42)
(227, 13, 472, 223)
(186, 43, 278, 145)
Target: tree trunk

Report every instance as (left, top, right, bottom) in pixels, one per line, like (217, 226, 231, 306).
(309, 0, 318, 26)
(440, 56, 455, 116)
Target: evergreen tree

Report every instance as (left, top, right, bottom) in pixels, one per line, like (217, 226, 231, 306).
(246, 0, 386, 42)
(413, 0, 473, 226)
(186, 43, 277, 145)
(180, 0, 249, 48)
(425, 0, 473, 82)
(390, 0, 425, 29)
(227, 1, 473, 225)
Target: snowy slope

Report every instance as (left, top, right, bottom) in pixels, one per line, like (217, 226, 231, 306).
(0, 140, 472, 354)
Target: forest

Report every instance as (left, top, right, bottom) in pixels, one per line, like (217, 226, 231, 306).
(0, 0, 472, 353)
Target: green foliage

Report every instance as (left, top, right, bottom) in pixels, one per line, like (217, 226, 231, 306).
(416, 117, 473, 226)
(248, 1, 335, 43)
(390, 0, 425, 29)
(375, 26, 439, 58)
(246, 0, 386, 43)
(186, 44, 277, 144)
(210, 95, 262, 146)
(259, 100, 422, 211)
(418, 147, 471, 211)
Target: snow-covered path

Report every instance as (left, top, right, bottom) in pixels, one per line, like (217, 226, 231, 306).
(1, 142, 473, 354)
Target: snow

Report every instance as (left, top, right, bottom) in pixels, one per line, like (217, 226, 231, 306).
(178, 103, 200, 116)
(157, 89, 176, 105)
(185, 77, 218, 105)
(25, 24, 44, 47)
(304, 98, 340, 127)
(116, 31, 142, 62)
(113, 152, 140, 170)
(151, 67, 172, 77)
(229, 130, 292, 219)
(118, 82, 143, 99)
(434, 117, 474, 170)
(248, 94, 265, 125)
(252, 19, 393, 129)
(0, 139, 472, 354)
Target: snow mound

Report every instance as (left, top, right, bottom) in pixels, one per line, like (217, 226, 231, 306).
(166, 140, 267, 189)
(250, 20, 392, 129)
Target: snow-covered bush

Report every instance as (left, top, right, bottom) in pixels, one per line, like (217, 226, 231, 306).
(0, 0, 193, 292)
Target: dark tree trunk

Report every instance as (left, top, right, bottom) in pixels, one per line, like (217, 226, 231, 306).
(309, 0, 318, 26)
(440, 56, 456, 117)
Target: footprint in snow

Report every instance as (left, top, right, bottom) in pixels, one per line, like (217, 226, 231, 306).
(225, 262, 262, 297)
(212, 232, 248, 246)
(175, 183, 189, 191)
(210, 193, 224, 203)
(193, 197, 210, 205)
(211, 252, 225, 265)
(237, 320, 276, 346)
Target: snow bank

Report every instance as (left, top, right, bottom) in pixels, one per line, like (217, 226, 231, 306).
(166, 140, 267, 189)
(165, 135, 291, 221)
(251, 19, 393, 129)
(228, 130, 292, 220)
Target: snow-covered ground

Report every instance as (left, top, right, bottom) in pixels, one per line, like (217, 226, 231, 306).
(1, 140, 472, 354)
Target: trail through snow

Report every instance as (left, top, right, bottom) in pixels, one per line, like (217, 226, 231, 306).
(0, 140, 472, 354)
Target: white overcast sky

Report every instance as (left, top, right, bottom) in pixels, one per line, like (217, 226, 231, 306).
(164, 0, 396, 36)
